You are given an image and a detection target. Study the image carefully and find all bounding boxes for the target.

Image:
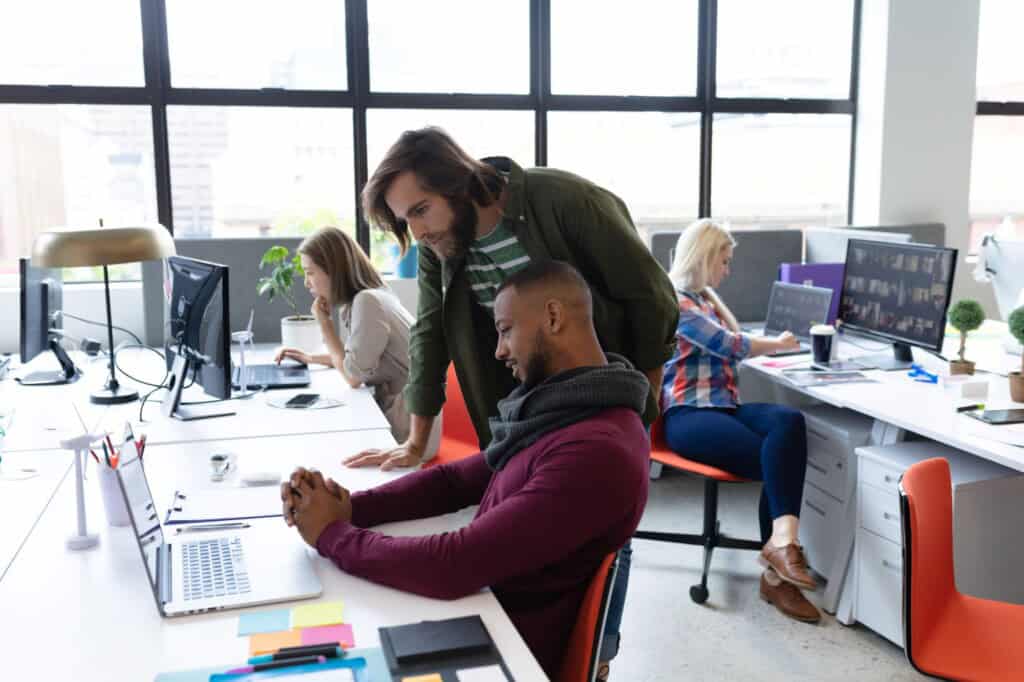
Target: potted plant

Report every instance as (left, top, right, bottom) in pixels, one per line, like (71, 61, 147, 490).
(947, 299, 985, 375)
(1009, 306, 1024, 402)
(257, 246, 320, 352)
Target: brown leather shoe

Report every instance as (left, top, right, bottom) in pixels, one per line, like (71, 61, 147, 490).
(759, 541, 817, 590)
(760, 570, 821, 623)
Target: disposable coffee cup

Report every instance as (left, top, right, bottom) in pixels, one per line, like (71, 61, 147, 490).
(810, 324, 837, 365)
(97, 465, 131, 527)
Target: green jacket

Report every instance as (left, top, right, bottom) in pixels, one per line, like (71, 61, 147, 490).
(404, 157, 679, 447)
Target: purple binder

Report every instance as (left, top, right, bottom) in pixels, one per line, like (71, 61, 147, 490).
(778, 262, 845, 325)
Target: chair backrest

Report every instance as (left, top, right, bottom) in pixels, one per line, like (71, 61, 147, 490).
(557, 551, 619, 682)
(444, 363, 479, 448)
(899, 457, 956, 664)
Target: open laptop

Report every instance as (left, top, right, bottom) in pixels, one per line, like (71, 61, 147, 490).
(749, 282, 834, 357)
(117, 455, 321, 617)
(231, 308, 311, 390)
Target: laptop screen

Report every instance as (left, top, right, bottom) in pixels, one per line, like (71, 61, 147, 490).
(117, 457, 165, 598)
(763, 282, 834, 340)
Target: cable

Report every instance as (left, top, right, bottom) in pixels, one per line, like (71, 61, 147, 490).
(57, 311, 144, 347)
(113, 344, 169, 388)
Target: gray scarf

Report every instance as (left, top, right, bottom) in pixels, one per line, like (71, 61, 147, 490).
(484, 353, 650, 471)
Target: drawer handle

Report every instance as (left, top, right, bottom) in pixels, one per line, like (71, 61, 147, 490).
(882, 512, 899, 523)
(881, 559, 902, 573)
(883, 474, 896, 484)
(805, 500, 827, 517)
(807, 461, 828, 475)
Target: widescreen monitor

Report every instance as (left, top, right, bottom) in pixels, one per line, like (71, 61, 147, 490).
(19, 258, 63, 363)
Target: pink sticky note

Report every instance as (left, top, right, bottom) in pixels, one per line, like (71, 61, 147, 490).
(301, 623, 355, 648)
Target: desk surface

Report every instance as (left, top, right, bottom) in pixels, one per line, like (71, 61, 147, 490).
(744, 332, 1024, 472)
(0, 430, 547, 681)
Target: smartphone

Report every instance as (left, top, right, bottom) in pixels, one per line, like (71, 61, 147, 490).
(965, 408, 1024, 425)
(285, 393, 320, 409)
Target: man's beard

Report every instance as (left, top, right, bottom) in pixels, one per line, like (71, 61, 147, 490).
(442, 197, 477, 261)
(521, 330, 552, 389)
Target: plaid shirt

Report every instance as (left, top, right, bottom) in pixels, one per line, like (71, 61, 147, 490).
(661, 289, 752, 410)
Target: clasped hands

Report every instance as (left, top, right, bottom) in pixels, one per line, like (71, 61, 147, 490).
(280, 467, 353, 547)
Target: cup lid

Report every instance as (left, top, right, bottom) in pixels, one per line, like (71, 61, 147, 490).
(810, 324, 835, 335)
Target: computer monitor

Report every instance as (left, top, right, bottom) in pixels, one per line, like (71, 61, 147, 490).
(838, 239, 957, 370)
(19, 257, 63, 363)
(161, 256, 234, 421)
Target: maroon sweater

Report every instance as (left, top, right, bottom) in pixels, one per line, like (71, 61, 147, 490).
(315, 407, 649, 678)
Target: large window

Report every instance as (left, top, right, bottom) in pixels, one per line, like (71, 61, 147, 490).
(969, 1, 1024, 251)
(0, 0, 859, 279)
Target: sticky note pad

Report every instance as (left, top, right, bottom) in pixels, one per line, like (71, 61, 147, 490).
(301, 623, 355, 648)
(291, 600, 344, 628)
(248, 629, 302, 656)
(402, 675, 442, 682)
(238, 609, 291, 636)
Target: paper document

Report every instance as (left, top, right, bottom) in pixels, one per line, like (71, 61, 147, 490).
(165, 486, 282, 524)
(781, 369, 877, 388)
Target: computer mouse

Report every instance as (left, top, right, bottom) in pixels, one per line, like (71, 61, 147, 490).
(240, 470, 282, 486)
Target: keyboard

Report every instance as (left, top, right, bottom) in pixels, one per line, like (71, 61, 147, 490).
(181, 537, 251, 601)
(233, 363, 309, 387)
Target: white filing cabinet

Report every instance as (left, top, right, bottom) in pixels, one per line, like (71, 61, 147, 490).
(798, 406, 873, 604)
(854, 441, 1012, 646)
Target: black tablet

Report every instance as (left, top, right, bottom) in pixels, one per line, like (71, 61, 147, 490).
(965, 408, 1024, 425)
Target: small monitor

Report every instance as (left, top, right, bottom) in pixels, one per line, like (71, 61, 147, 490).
(838, 239, 957, 370)
(19, 258, 63, 363)
(162, 256, 233, 420)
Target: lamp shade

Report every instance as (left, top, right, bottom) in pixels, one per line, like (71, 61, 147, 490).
(31, 223, 176, 268)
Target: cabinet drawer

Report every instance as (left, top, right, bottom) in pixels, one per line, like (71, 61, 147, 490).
(800, 484, 844, 577)
(856, 529, 904, 646)
(806, 444, 851, 503)
(858, 483, 902, 544)
(859, 456, 904, 496)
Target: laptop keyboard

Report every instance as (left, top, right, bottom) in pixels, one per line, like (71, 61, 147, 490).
(181, 537, 251, 601)
(234, 365, 307, 386)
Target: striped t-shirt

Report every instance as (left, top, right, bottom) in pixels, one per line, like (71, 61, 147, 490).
(464, 221, 531, 314)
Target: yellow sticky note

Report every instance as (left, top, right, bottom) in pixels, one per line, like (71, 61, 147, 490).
(402, 675, 443, 682)
(249, 629, 302, 656)
(291, 600, 344, 628)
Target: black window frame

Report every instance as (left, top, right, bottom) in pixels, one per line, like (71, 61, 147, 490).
(0, 0, 862, 262)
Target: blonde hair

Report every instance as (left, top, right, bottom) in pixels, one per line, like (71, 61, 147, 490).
(667, 218, 740, 332)
(298, 227, 384, 306)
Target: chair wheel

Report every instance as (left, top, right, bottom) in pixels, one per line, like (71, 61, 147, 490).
(690, 585, 709, 604)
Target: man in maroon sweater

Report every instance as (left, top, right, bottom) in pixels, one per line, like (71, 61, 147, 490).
(281, 261, 650, 678)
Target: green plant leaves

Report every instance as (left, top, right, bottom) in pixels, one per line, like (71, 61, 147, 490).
(257, 245, 302, 315)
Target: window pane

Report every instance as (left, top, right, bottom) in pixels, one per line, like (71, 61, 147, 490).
(711, 114, 849, 229)
(716, 0, 854, 99)
(166, 0, 347, 90)
(551, 0, 698, 96)
(0, 0, 143, 86)
(547, 112, 700, 240)
(976, 3, 1024, 101)
(368, 1, 528, 94)
(366, 109, 534, 272)
(168, 107, 355, 243)
(0, 105, 156, 280)
(968, 116, 1024, 250)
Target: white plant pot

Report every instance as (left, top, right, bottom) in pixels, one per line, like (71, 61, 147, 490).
(280, 316, 321, 353)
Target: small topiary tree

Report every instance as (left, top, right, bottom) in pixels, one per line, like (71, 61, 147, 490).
(948, 299, 985, 363)
(1009, 306, 1024, 373)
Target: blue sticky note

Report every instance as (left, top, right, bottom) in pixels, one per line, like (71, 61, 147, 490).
(238, 609, 292, 636)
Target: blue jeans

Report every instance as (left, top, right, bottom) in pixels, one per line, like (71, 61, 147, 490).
(663, 403, 807, 542)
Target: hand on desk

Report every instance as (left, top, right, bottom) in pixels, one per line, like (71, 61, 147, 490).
(281, 467, 353, 547)
(343, 441, 423, 471)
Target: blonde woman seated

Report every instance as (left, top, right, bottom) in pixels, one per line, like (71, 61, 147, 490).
(660, 219, 819, 623)
(275, 227, 438, 466)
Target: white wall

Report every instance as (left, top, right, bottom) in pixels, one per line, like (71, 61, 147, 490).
(854, 0, 992, 309)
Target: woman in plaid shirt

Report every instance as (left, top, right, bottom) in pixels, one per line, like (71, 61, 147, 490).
(660, 219, 821, 624)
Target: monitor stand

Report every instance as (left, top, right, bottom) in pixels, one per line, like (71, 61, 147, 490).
(855, 342, 914, 371)
(16, 339, 81, 386)
(161, 354, 235, 421)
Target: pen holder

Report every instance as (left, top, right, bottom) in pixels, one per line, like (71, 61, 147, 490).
(97, 464, 131, 527)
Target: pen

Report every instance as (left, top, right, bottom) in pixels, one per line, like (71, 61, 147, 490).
(249, 644, 345, 664)
(174, 522, 251, 534)
(956, 403, 985, 413)
(225, 654, 325, 674)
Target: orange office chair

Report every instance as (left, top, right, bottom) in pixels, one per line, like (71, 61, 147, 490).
(633, 417, 762, 603)
(557, 550, 620, 682)
(899, 458, 1024, 681)
(424, 364, 481, 467)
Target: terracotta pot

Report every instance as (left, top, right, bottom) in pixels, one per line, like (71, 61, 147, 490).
(1010, 372, 1024, 403)
(949, 359, 975, 376)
